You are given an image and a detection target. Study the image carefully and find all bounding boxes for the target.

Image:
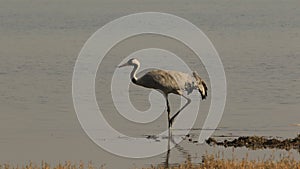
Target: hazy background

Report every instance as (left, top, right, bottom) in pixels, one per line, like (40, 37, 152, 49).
(0, 0, 299, 168)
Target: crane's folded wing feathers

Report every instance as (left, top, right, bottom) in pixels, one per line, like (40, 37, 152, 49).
(135, 70, 181, 95)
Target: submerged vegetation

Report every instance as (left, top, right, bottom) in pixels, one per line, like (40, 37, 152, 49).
(206, 134, 300, 152)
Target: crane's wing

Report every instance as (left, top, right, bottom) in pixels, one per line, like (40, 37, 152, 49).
(192, 71, 208, 100)
(135, 69, 181, 95)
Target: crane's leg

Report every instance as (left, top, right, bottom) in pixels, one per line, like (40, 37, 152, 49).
(165, 94, 171, 129)
(169, 94, 191, 127)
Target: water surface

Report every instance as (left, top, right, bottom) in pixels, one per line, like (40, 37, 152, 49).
(0, 0, 300, 168)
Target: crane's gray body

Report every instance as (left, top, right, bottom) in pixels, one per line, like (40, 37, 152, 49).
(135, 69, 207, 99)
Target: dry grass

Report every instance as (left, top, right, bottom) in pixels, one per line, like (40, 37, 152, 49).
(0, 161, 105, 169)
(149, 153, 300, 169)
(0, 155, 299, 169)
(150, 157, 300, 169)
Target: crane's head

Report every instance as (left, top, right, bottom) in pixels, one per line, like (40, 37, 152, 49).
(118, 58, 140, 68)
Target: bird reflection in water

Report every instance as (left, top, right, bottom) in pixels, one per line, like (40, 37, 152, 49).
(162, 129, 191, 168)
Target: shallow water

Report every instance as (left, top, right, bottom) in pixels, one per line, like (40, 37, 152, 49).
(0, 0, 300, 168)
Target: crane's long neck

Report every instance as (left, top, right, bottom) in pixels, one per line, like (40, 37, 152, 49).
(131, 63, 139, 84)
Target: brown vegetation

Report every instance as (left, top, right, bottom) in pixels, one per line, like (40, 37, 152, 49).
(149, 154, 300, 169)
(0, 161, 105, 169)
(1, 155, 299, 169)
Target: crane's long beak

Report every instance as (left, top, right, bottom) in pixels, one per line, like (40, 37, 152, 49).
(118, 62, 129, 68)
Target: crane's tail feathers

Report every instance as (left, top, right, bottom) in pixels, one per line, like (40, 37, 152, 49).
(193, 71, 208, 100)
